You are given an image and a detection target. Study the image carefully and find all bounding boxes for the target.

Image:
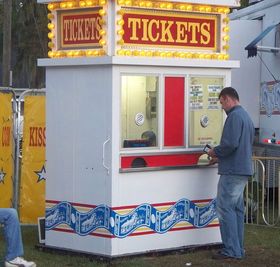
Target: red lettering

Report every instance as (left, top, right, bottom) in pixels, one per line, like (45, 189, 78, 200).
(29, 127, 36, 146)
(2, 126, 11, 147)
(29, 127, 46, 147)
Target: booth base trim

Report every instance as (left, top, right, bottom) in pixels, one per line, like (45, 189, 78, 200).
(36, 242, 223, 260)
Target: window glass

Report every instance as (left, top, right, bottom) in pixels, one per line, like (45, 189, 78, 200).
(121, 75, 158, 148)
(188, 76, 224, 147)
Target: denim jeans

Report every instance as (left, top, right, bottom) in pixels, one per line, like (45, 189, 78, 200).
(216, 175, 248, 259)
(0, 208, 24, 261)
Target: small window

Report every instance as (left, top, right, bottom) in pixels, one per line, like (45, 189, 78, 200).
(121, 75, 158, 149)
(188, 76, 224, 148)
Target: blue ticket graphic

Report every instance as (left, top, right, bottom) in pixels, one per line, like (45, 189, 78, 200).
(46, 198, 218, 238)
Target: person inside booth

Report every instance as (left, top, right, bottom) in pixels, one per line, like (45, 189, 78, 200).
(121, 75, 158, 149)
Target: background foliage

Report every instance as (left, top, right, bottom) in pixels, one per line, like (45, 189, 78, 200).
(0, 0, 251, 88)
(0, 0, 48, 88)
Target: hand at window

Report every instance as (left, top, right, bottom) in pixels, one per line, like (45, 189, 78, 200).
(208, 148, 216, 158)
(208, 157, 218, 165)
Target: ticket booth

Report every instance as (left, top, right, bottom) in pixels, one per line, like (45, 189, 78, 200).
(38, 0, 239, 257)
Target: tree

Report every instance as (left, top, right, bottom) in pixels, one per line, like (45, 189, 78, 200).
(0, 0, 48, 88)
(2, 0, 12, 87)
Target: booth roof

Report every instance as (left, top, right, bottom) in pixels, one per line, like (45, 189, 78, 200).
(37, 0, 240, 8)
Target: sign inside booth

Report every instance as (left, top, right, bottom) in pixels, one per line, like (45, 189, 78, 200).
(59, 10, 102, 49)
(122, 11, 218, 51)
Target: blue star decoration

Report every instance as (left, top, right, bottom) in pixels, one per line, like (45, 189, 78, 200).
(34, 165, 46, 183)
(0, 168, 6, 184)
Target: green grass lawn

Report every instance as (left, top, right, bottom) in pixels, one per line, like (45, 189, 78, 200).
(1, 225, 280, 267)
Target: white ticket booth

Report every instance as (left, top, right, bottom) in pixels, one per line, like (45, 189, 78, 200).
(38, 0, 239, 257)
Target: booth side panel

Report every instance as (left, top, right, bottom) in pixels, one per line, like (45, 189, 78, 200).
(110, 168, 221, 255)
(45, 66, 113, 255)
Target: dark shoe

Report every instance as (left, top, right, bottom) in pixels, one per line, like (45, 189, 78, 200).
(212, 252, 235, 260)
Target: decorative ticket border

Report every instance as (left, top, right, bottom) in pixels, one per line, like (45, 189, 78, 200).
(46, 198, 218, 238)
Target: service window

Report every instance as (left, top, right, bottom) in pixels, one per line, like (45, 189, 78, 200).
(121, 75, 158, 149)
(188, 76, 224, 148)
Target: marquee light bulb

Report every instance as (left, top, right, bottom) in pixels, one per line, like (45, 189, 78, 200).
(47, 13, 54, 20)
(146, 51, 153, 57)
(224, 8, 230, 14)
(48, 51, 54, 58)
(199, 54, 205, 59)
(47, 23, 55, 30)
(99, 9, 106, 16)
(79, 1, 86, 7)
(179, 4, 185, 10)
(199, 6, 206, 12)
(223, 17, 230, 23)
(86, 50, 94, 56)
(47, 4, 54, 11)
(223, 26, 230, 32)
(117, 29, 125, 35)
(67, 2, 77, 8)
(125, 50, 132, 56)
(166, 3, 173, 9)
(223, 35, 230, 41)
(60, 2, 67, 8)
(99, 29, 106, 36)
(67, 51, 74, 57)
(99, 39, 106, 46)
(48, 42, 54, 48)
(223, 45, 230, 50)
(48, 32, 54, 39)
(146, 2, 153, 8)
(117, 19, 124, 26)
(86, 0, 93, 5)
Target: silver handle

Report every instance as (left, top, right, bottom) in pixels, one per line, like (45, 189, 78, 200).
(102, 137, 110, 175)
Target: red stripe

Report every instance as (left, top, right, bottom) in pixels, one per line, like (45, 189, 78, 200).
(50, 223, 220, 238)
(52, 228, 115, 238)
(121, 153, 202, 168)
(164, 77, 185, 146)
(46, 199, 213, 210)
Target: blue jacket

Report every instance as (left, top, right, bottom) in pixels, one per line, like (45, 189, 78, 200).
(214, 105, 255, 176)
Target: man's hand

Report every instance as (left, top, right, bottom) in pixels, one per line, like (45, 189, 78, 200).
(208, 157, 218, 165)
(208, 148, 216, 158)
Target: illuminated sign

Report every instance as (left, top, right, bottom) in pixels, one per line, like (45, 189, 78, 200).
(59, 10, 102, 49)
(122, 11, 218, 51)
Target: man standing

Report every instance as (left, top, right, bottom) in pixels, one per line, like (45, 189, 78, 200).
(0, 208, 36, 267)
(207, 87, 255, 260)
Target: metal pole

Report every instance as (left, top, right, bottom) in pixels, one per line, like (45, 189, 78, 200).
(2, 0, 12, 87)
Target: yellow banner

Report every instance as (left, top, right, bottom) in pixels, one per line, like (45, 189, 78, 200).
(0, 93, 14, 208)
(20, 95, 46, 223)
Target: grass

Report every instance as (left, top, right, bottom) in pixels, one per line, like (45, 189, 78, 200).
(1, 224, 280, 267)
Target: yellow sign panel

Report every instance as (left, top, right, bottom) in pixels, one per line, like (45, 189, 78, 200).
(19, 96, 46, 223)
(0, 93, 14, 208)
(188, 76, 224, 147)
